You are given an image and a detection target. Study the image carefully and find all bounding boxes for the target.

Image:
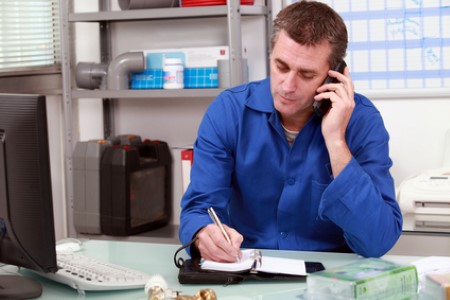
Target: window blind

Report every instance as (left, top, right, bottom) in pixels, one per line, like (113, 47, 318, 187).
(0, 0, 60, 72)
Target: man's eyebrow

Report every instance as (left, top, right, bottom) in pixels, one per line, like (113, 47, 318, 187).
(273, 57, 289, 67)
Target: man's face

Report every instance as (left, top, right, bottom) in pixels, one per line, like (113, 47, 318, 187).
(270, 30, 332, 123)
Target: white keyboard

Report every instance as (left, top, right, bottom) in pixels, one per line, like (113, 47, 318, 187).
(37, 251, 150, 292)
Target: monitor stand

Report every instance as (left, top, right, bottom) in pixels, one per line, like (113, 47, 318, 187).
(0, 275, 42, 299)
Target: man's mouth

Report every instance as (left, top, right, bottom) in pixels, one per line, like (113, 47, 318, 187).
(279, 94, 297, 103)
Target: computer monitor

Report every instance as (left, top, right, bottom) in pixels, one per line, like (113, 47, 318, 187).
(0, 94, 57, 299)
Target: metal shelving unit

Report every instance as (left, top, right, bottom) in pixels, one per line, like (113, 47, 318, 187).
(68, 5, 268, 22)
(71, 88, 225, 99)
(60, 0, 272, 239)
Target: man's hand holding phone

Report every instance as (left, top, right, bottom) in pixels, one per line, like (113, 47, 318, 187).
(314, 61, 355, 178)
(313, 60, 348, 118)
(315, 61, 354, 136)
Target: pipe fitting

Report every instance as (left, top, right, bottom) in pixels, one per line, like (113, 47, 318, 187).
(75, 62, 108, 90)
(107, 52, 145, 90)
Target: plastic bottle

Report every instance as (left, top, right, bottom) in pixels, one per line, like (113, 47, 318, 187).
(163, 58, 184, 89)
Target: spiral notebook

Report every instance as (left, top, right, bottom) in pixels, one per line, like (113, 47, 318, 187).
(176, 249, 325, 285)
(200, 249, 307, 276)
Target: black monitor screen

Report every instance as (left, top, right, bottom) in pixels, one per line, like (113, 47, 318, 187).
(0, 94, 57, 298)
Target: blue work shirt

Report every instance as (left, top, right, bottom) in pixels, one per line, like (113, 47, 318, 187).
(179, 77, 402, 258)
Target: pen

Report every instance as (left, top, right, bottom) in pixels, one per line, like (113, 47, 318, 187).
(207, 207, 239, 261)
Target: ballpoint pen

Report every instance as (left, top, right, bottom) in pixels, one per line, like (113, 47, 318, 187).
(207, 207, 240, 262)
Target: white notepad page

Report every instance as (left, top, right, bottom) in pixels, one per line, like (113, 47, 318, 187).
(200, 249, 306, 276)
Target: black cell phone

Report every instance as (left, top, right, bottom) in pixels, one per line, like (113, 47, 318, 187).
(312, 60, 347, 118)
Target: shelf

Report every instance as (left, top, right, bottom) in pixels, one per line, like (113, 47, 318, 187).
(71, 88, 224, 99)
(61, 0, 271, 239)
(69, 5, 268, 22)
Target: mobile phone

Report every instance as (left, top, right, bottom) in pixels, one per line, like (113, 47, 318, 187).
(312, 60, 347, 118)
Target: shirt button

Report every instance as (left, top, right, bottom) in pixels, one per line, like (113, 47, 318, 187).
(280, 232, 288, 238)
(287, 178, 295, 185)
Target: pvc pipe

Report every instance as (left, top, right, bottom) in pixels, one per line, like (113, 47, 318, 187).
(75, 62, 108, 90)
(107, 52, 145, 90)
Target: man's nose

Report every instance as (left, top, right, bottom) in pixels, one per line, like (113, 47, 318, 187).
(281, 71, 297, 92)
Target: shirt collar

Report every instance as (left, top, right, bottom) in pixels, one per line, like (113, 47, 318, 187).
(245, 77, 274, 113)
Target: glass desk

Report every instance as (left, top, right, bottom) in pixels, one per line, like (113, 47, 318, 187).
(19, 239, 425, 300)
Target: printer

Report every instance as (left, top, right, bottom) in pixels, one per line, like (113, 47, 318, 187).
(397, 168, 450, 216)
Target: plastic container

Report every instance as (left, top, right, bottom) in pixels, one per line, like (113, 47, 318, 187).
(119, 0, 179, 10)
(181, 0, 254, 7)
(163, 58, 184, 89)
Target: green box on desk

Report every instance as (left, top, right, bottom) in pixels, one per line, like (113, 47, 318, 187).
(306, 258, 418, 299)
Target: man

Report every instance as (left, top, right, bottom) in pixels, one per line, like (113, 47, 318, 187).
(179, 0, 402, 262)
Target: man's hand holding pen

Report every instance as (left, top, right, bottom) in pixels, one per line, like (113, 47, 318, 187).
(194, 208, 243, 263)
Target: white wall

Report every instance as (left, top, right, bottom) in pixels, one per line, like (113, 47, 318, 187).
(76, 96, 450, 226)
(376, 97, 450, 185)
(72, 2, 450, 231)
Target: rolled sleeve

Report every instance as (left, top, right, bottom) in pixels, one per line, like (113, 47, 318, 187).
(319, 157, 402, 257)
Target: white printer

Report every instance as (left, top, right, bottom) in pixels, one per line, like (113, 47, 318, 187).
(398, 129, 450, 217)
(397, 168, 450, 215)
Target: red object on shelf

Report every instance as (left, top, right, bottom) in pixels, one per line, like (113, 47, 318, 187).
(181, 0, 255, 7)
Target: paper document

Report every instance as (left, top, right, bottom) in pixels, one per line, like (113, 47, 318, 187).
(412, 256, 450, 276)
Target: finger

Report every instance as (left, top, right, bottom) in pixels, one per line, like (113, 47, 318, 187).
(314, 90, 338, 102)
(197, 225, 238, 262)
(223, 225, 243, 245)
(341, 67, 355, 93)
(319, 67, 351, 93)
(316, 80, 349, 103)
(331, 78, 354, 107)
(195, 226, 226, 260)
(223, 225, 244, 257)
(316, 79, 344, 95)
(209, 225, 242, 261)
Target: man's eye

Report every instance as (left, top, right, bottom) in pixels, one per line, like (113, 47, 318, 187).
(277, 64, 289, 73)
(301, 73, 315, 80)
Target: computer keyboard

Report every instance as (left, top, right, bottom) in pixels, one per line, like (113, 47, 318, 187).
(37, 251, 151, 292)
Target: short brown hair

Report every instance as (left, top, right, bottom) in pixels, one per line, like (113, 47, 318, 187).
(271, 0, 348, 69)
